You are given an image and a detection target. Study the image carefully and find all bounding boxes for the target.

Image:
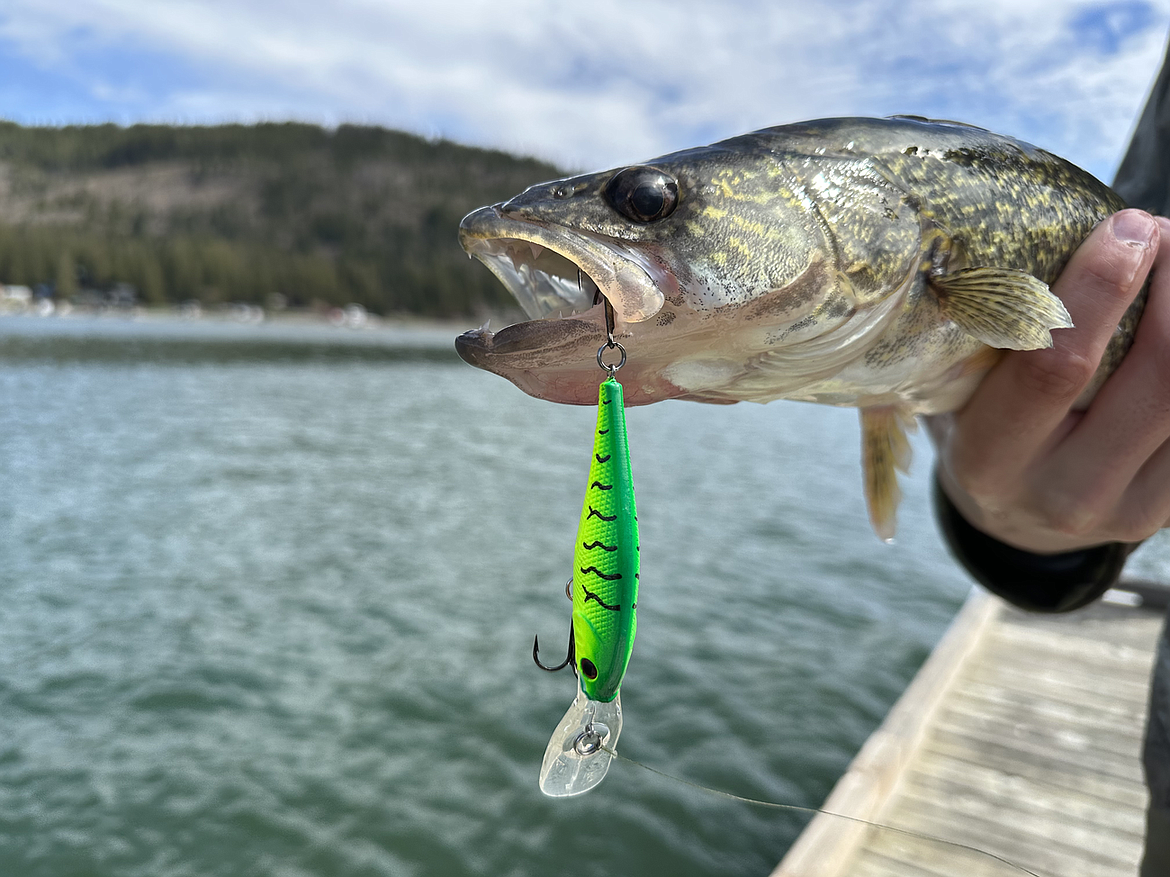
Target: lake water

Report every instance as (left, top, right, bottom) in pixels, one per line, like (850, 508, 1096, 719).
(3, 315, 1166, 877)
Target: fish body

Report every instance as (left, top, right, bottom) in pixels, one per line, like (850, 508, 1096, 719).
(456, 117, 1144, 536)
(572, 374, 639, 702)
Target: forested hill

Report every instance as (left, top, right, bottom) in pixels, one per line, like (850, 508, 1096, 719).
(0, 121, 562, 317)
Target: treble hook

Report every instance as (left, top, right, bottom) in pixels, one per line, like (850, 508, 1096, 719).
(533, 616, 575, 673)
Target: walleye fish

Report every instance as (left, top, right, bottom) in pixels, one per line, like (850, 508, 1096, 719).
(455, 116, 1144, 539)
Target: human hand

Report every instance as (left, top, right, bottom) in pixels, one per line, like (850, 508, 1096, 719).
(928, 209, 1168, 554)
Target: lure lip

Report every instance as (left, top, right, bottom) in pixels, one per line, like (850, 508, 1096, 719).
(538, 689, 623, 797)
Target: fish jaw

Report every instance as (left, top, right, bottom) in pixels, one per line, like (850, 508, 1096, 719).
(457, 190, 702, 404)
(454, 316, 693, 406)
(458, 205, 670, 325)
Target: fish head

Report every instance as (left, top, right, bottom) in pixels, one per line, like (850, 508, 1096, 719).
(460, 165, 682, 326)
(456, 142, 883, 406)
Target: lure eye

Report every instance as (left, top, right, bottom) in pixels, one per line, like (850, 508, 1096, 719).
(603, 167, 679, 223)
(580, 658, 598, 680)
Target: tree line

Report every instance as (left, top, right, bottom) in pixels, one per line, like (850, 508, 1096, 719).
(0, 121, 562, 317)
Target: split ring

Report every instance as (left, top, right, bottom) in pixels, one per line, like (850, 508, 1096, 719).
(597, 341, 626, 373)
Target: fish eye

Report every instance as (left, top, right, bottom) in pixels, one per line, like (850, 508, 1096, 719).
(603, 167, 679, 222)
(580, 658, 598, 680)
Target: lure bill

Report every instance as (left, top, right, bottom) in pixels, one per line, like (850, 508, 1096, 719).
(538, 371, 639, 797)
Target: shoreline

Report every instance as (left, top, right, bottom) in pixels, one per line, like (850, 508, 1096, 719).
(0, 306, 493, 361)
(0, 304, 499, 336)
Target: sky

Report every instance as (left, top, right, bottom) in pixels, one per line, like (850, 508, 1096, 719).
(0, 0, 1168, 182)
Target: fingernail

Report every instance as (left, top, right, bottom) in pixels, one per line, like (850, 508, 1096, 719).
(1111, 210, 1157, 247)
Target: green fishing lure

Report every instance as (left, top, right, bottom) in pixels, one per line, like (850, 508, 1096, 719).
(535, 353, 640, 797)
(572, 373, 639, 703)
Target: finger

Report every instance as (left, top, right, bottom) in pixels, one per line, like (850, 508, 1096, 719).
(946, 210, 1159, 500)
(1033, 216, 1170, 534)
(1118, 435, 1170, 540)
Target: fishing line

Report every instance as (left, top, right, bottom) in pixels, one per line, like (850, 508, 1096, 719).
(604, 747, 1043, 877)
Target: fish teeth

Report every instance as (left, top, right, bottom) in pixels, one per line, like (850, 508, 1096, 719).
(529, 244, 545, 260)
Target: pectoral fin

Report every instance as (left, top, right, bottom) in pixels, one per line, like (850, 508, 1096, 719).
(860, 407, 914, 542)
(931, 267, 1073, 350)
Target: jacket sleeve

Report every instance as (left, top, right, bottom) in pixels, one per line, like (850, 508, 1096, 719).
(933, 472, 1135, 612)
(1113, 40, 1170, 216)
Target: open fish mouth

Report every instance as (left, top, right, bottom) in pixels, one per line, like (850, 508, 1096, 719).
(463, 231, 603, 322)
(457, 206, 668, 325)
(455, 205, 684, 405)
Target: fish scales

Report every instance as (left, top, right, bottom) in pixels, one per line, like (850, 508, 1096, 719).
(456, 116, 1145, 537)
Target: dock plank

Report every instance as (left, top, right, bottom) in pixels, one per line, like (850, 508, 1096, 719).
(904, 755, 1147, 836)
(771, 588, 1165, 877)
(939, 693, 1146, 761)
(919, 727, 1148, 809)
(951, 680, 1148, 735)
(928, 711, 1146, 782)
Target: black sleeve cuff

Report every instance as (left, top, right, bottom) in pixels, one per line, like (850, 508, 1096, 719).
(933, 472, 1134, 613)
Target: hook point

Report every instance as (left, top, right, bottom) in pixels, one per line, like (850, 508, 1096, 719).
(533, 618, 574, 672)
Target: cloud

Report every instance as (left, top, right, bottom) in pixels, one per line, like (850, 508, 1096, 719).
(1071, 1, 1158, 54)
(0, 0, 1166, 179)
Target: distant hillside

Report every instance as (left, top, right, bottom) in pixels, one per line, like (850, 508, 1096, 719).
(0, 121, 562, 317)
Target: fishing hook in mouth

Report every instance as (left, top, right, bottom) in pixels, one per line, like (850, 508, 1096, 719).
(533, 615, 575, 673)
(581, 268, 601, 306)
(597, 294, 625, 373)
(603, 292, 616, 349)
(580, 268, 625, 374)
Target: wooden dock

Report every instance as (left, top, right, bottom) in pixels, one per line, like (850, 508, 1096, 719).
(771, 584, 1167, 877)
